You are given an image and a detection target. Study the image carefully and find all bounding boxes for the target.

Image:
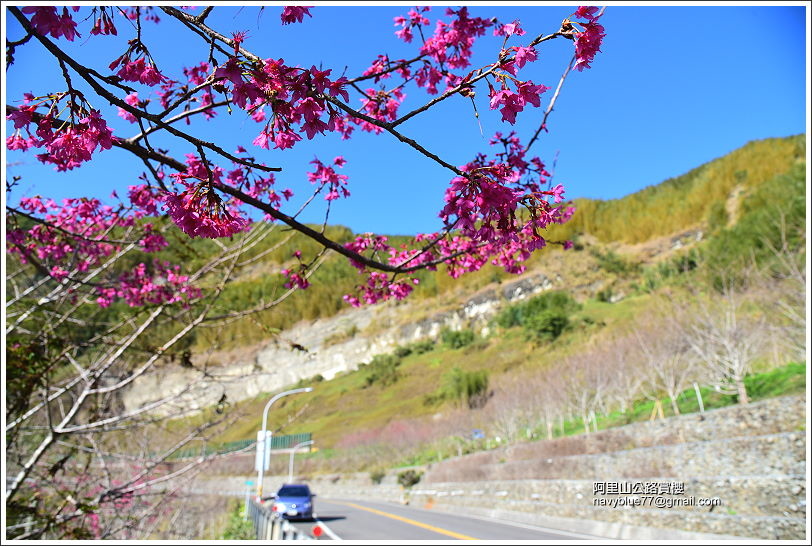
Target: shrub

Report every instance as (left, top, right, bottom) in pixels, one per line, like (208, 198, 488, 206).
(494, 290, 580, 343)
(364, 354, 402, 387)
(410, 339, 435, 354)
(221, 500, 253, 540)
(443, 367, 490, 409)
(397, 469, 423, 488)
(590, 248, 641, 277)
(369, 469, 386, 484)
(440, 328, 475, 349)
(524, 310, 570, 343)
(596, 288, 613, 302)
(463, 337, 490, 354)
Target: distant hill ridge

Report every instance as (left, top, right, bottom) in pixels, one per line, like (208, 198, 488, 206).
(554, 134, 805, 244)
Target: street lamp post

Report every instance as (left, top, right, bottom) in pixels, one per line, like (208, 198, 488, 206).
(256, 387, 313, 499)
(287, 440, 315, 483)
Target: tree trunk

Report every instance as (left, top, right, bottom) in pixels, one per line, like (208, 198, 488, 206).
(736, 379, 750, 404)
(693, 382, 705, 413)
(546, 421, 553, 440)
(669, 395, 681, 416)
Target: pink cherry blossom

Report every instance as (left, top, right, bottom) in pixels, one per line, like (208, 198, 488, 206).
(513, 46, 537, 68)
(574, 6, 600, 21)
(22, 6, 80, 41)
(571, 7, 606, 71)
(118, 92, 140, 123)
(161, 179, 250, 239)
(307, 157, 350, 201)
(280, 6, 313, 25)
(494, 20, 525, 38)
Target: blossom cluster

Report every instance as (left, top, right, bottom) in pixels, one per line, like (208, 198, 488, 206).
(8, 100, 114, 171)
(109, 54, 168, 86)
(117, 92, 142, 123)
(6, 188, 205, 310)
(342, 271, 420, 307)
(307, 156, 350, 201)
(281, 250, 310, 290)
(95, 260, 201, 308)
(161, 155, 252, 239)
(45, 472, 156, 539)
(280, 6, 313, 25)
(8, 190, 175, 280)
(488, 80, 549, 125)
(10, 196, 121, 272)
(393, 7, 430, 43)
(336, 128, 574, 306)
(420, 7, 493, 70)
(90, 7, 118, 35)
(21, 6, 80, 41)
(208, 55, 351, 150)
(571, 6, 606, 71)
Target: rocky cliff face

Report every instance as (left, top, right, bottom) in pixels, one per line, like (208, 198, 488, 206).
(120, 273, 555, 416)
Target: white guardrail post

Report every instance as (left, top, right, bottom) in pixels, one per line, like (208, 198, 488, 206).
(247, 497, 313, 540)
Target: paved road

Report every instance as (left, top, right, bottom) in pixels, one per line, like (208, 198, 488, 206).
(288, 498, 597, 540)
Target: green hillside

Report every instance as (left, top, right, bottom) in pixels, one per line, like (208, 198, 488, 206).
(159, 134, 806, 473)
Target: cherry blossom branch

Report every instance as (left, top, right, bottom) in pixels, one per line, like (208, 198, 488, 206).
(156, 78, 222, 119)
(157, 7, 468, 178)
(160, 7, 261, 63)
(144, 100, 227, 137)
(108, 136, 469, 274)
(7, 205, 139, 246)
(320, 93, 464, 177)
(392, 30, 568, 129)
(9, 8, 280, 175)
(201, 250, 329, 323)
(526, 55, 575, 151)
(348, 53, 426, 83)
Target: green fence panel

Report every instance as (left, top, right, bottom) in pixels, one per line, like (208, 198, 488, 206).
(164, 433, 312, 460)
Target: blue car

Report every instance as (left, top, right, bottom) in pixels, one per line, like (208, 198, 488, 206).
(268, 483, 315, 520)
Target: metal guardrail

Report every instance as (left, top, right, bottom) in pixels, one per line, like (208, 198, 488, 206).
(247, 497, 312, 540)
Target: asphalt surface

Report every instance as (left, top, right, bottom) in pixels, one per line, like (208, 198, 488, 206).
(287, 497, 597, 540)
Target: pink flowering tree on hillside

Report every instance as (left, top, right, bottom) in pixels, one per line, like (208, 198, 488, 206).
(5, 5, 605, 538)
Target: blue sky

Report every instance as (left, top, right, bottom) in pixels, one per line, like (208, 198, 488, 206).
(4, 3, 808, 236)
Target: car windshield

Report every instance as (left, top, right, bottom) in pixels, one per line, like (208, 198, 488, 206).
(277, 486, 310, 497)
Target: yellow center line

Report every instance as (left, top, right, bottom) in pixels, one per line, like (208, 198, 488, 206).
(335, 501, 477, 540)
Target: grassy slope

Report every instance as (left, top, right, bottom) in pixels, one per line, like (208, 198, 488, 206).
(165, 134, 805, 466)
(571, 362, 807, 437)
